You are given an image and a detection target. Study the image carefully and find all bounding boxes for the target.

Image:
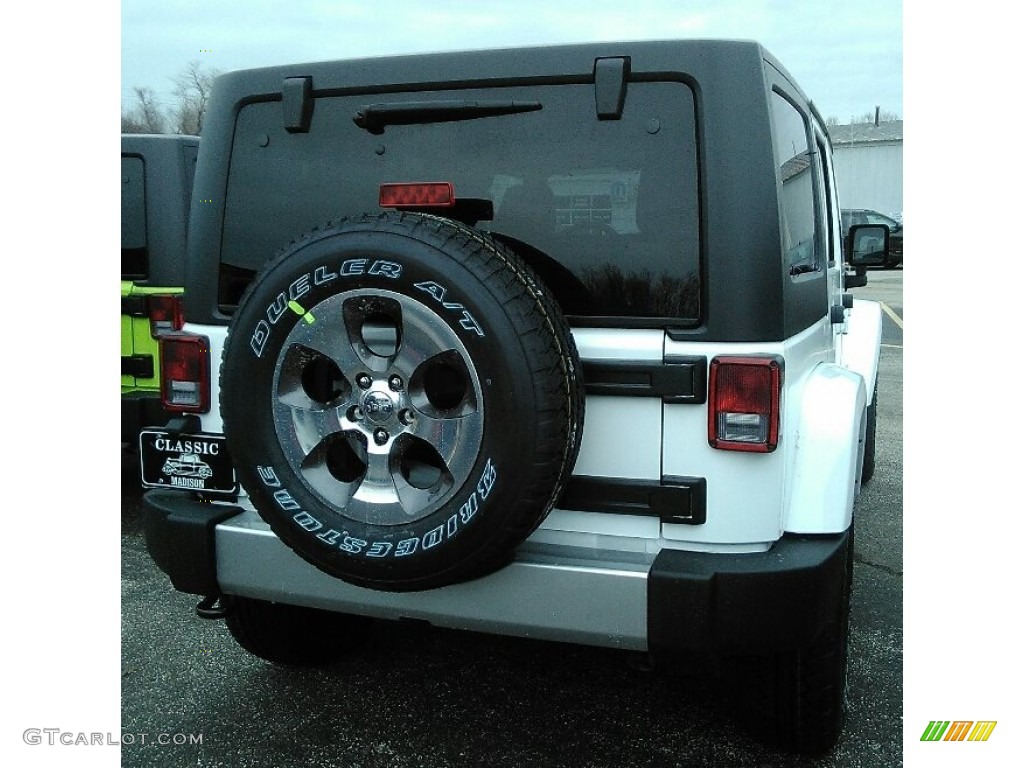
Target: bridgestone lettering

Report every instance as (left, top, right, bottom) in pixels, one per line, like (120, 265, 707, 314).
(255, 459, 498, 559)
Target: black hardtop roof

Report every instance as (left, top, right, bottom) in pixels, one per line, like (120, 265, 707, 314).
(121, 133, 199, 142)
(122, 133, 199, 151)
(210, 38, 791, 97)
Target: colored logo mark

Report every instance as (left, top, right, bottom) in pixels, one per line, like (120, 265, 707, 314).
(287, 300, 316, 324)
(920, 720, 997, 742)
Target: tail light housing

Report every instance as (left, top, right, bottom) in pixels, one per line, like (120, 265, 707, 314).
(121, 293, 184, 337)
(160, 333, 210, 413)
(147, 294, 184, 336)
(708, 356, 782, 452)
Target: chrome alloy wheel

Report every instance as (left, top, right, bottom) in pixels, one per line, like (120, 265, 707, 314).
(271, 289, 484, 526)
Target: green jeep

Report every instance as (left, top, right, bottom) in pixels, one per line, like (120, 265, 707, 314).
(121, 134, 198, 442)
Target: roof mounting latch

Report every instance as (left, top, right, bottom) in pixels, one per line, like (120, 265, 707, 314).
(282, 76, 313, 133)
(594, 57, 630, 120)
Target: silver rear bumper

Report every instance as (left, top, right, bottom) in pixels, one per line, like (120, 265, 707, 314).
(216, 511, 652, 651)
(144, 490, 847, 659)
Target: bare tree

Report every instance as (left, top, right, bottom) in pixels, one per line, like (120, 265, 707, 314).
(171, 60, 220, 135)
(121, 87, 168, 134)
(121, 112, 147, 134)
(136, 87, 167, 133)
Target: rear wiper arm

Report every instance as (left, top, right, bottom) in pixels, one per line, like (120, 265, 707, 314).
(353, 100, 542, 134)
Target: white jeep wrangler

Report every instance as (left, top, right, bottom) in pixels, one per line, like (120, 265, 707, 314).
(140, 39, 887, 755)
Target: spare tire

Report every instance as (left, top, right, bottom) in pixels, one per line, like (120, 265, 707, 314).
(221, 212, 583, 592)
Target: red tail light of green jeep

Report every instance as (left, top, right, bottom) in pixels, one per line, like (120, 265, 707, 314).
(160, 333, 210, 413)
(147, 294, 184, 336)
(708, 356, 782, 453)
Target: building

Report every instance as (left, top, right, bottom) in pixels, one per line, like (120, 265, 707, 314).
(829, 120, 903, 217)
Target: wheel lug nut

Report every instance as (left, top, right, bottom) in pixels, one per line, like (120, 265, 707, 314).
(373, 428, 389, 445)
(356, 374, 372, 390)
(399, 409, 415, 425)
(350, 406, 364, 422)
(388, 375, 403, 391)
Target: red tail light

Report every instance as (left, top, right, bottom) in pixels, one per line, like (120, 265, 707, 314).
(160, 333, 210, 413)
(147, 294, 184, 336)
(708, 356, 782, 452)
(379, 182, 455, 208)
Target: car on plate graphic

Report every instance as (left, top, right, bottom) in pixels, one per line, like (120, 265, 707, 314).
(161, 453, 214, 480)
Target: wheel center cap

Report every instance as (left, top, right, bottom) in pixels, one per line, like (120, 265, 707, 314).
(362, 390, 397, 424)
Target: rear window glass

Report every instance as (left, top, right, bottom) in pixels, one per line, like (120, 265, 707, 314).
(121, 155, 147, 279)
(221, 81, 700, 322)
(770, 91, 819, 273)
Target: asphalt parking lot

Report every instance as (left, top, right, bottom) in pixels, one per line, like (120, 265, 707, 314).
(121, 270, 903, 767)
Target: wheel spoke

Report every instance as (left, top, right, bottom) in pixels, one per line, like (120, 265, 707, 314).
(392, 314, 454, 376)
(287, 315, 366, 379)
(276, 340, 356, 411)
(408, 410, 481, 471)
(362, 445, 397, 491)
(291, 431, 369, 508)
(342, 447, 405, 524)
(298, 450, 360, 508)
(278, 404, 351, 459)
(393, 473, 443, 519)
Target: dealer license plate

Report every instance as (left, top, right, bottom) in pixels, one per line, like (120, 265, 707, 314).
(139, 430, 237, 494)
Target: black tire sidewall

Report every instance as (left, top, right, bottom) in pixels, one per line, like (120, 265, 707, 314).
(862, 383, 878, 483)
(222, 220, 560, 589)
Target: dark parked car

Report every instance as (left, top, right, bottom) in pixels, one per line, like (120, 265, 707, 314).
(842, 209, 902, 268)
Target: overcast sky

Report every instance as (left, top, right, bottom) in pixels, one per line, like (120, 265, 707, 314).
(121, 0, 902, 124)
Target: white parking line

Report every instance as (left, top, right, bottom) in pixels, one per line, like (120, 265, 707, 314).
(881, 343, 903, 349)
(879, 301, 903, 329)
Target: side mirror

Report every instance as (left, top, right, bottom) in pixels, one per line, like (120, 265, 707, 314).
(845, 269, 867, 289)
(845, 224, 889, 267)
